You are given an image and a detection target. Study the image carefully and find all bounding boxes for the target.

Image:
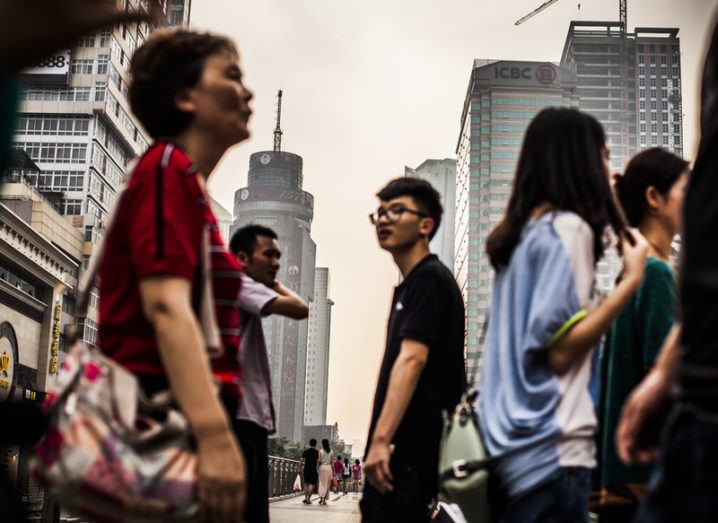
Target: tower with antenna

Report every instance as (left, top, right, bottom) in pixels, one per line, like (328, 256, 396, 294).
(231, 89, 318, 443)
(273, 89, 283, 152)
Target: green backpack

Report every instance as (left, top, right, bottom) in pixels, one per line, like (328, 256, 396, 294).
(438, 388, 492, 523)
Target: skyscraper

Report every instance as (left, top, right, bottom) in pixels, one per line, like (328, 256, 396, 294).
(231, 142, 316, 442)
(304, 267, 333, 427)
(455, 60, 578, 377)
(561, 22, 683, 171)
(561, 21, 684, 290)
(404, 159, 456, 270)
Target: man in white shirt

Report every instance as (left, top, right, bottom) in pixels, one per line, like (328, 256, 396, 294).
(229, 224, 309, 523)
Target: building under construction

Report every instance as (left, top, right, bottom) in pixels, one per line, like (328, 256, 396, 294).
(560, 22, 684, 172)
(561, 21, 683, 291)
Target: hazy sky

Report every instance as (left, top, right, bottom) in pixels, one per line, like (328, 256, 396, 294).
(191, 0, 717, 443)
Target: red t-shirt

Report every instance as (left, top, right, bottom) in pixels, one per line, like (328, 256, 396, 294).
(98, 141, 243, 395)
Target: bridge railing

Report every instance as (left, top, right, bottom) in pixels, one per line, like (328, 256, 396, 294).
(268, 455, 301, 498)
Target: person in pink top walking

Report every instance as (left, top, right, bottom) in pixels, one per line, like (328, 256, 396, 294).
(332, 455, 345, 493)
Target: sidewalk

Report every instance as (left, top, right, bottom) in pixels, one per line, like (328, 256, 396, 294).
(270, 492, 361, 522)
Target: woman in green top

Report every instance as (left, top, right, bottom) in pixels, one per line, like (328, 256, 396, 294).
(595, 147, 689, 522)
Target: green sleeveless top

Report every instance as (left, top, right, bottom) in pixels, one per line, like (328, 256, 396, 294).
(597, 256, 676, 490)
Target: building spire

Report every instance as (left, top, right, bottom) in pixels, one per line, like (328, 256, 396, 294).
(273, 90, 283, 152)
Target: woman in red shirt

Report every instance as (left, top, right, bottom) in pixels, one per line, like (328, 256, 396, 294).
(97, 29, 252, 522)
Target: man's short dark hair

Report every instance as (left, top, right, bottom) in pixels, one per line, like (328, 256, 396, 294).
(376, 177, 443, 240)
(309, 438, 317, 446)
(229, 224, 278, 256)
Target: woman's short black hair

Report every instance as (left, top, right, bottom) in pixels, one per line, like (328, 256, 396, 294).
(614, 148, 689, 227)
(376, 177, 443, 240)
(487, 107, 626, 269)
(129, 29, 237, 139)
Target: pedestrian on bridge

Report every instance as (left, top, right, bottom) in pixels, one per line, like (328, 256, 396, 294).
(477, 108, 647, 523)
(229, 224, 309, 523)
(616, 17, 718, 523)
(333, 455, 345, 493)
(362, 177, 466, 522)
(318, 439, 334, 505)
(342, 457, 352, 494)
(594, 148, 687, 522)
(300, 438, 319, 504)
(97, 28, 255, 522)
(352, 459, 363, 494)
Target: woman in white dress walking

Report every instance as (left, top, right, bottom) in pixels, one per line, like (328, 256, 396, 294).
(317, 438, 334, 505)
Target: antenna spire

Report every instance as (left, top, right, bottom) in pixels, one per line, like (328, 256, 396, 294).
(273, 90, 283, 152)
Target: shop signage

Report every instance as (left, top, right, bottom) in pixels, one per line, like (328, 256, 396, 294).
(22, 50, 71, 85)
(49, 300, 62, 375)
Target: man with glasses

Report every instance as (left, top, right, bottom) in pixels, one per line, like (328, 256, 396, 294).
(361, 177, 466, 522)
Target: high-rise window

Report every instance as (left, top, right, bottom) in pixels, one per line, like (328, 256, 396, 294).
(77, 35, 95, 47)
(70, 59, 93, 75)
(95, 81, 106, 102)
(97, 55, 109, 75)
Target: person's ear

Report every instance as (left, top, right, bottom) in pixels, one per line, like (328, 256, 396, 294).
(645, 186, 663, 213)
(174, 87, 196, 115)
(236, 251, 250, 265)
(419, 216, 435, 239)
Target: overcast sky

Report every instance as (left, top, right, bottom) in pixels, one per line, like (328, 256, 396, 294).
(190, 0, 717, 443)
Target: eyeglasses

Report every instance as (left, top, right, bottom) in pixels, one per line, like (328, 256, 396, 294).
(369, 205, 428, 225)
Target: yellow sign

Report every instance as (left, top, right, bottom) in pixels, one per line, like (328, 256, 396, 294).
(49, 299, 62, 375)
(0, 351, 9, 377)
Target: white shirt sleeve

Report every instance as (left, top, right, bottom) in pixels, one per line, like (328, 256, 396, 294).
(238, 272, 280, 316)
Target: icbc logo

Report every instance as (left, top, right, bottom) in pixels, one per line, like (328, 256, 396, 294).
(495, 67, 532, 80)
(536, 64, 557, 85)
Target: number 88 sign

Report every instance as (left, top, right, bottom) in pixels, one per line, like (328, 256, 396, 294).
(24, 50, 71, 77)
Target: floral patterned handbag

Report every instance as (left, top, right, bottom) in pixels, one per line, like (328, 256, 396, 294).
(31, 144, 218, 522)
(32, 342, 201, 522)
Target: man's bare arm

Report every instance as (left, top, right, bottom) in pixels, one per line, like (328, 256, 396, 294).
(364, 339, 428, 493)
(262, 281, 308, 319)
(371, 339, 429, 445)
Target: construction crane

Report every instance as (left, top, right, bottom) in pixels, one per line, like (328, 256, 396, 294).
(514, 0, 560, 26)
(515, 0, 627, 29)
(273, 89, 283, 152)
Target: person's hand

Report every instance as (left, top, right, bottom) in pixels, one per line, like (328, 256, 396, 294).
(363, 440, 393, 493)
(620, 228, 649, 286)
(0, 0, 163, 76)
(196, 430, 247, 523)
(616, 367, 672, 465)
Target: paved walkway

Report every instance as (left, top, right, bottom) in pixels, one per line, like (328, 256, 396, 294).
(270, 492, 362, 522)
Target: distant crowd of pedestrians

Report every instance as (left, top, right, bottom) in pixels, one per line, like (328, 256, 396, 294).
(298, 438, 363, 506)
(1, 3, 718, 523)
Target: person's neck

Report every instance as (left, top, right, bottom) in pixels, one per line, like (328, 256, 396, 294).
(640, 219, 673, 261)
(174, 128, 228, 182)
(392, 240, 431, 277)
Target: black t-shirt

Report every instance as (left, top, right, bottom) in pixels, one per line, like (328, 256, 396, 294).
(366, 254, 466, 463)
(302, 447, 319, 470)
(680, 19, 718, 398)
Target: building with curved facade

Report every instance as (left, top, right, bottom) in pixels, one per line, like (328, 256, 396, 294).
(232, 150, 316, 442)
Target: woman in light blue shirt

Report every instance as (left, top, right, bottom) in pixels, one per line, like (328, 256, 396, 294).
(478, 108, 648, 523)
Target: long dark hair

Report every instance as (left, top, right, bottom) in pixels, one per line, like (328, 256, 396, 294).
(321, 438, 330, 453)
(614, 148, 689, 227)
(486, 107, 625, 269)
